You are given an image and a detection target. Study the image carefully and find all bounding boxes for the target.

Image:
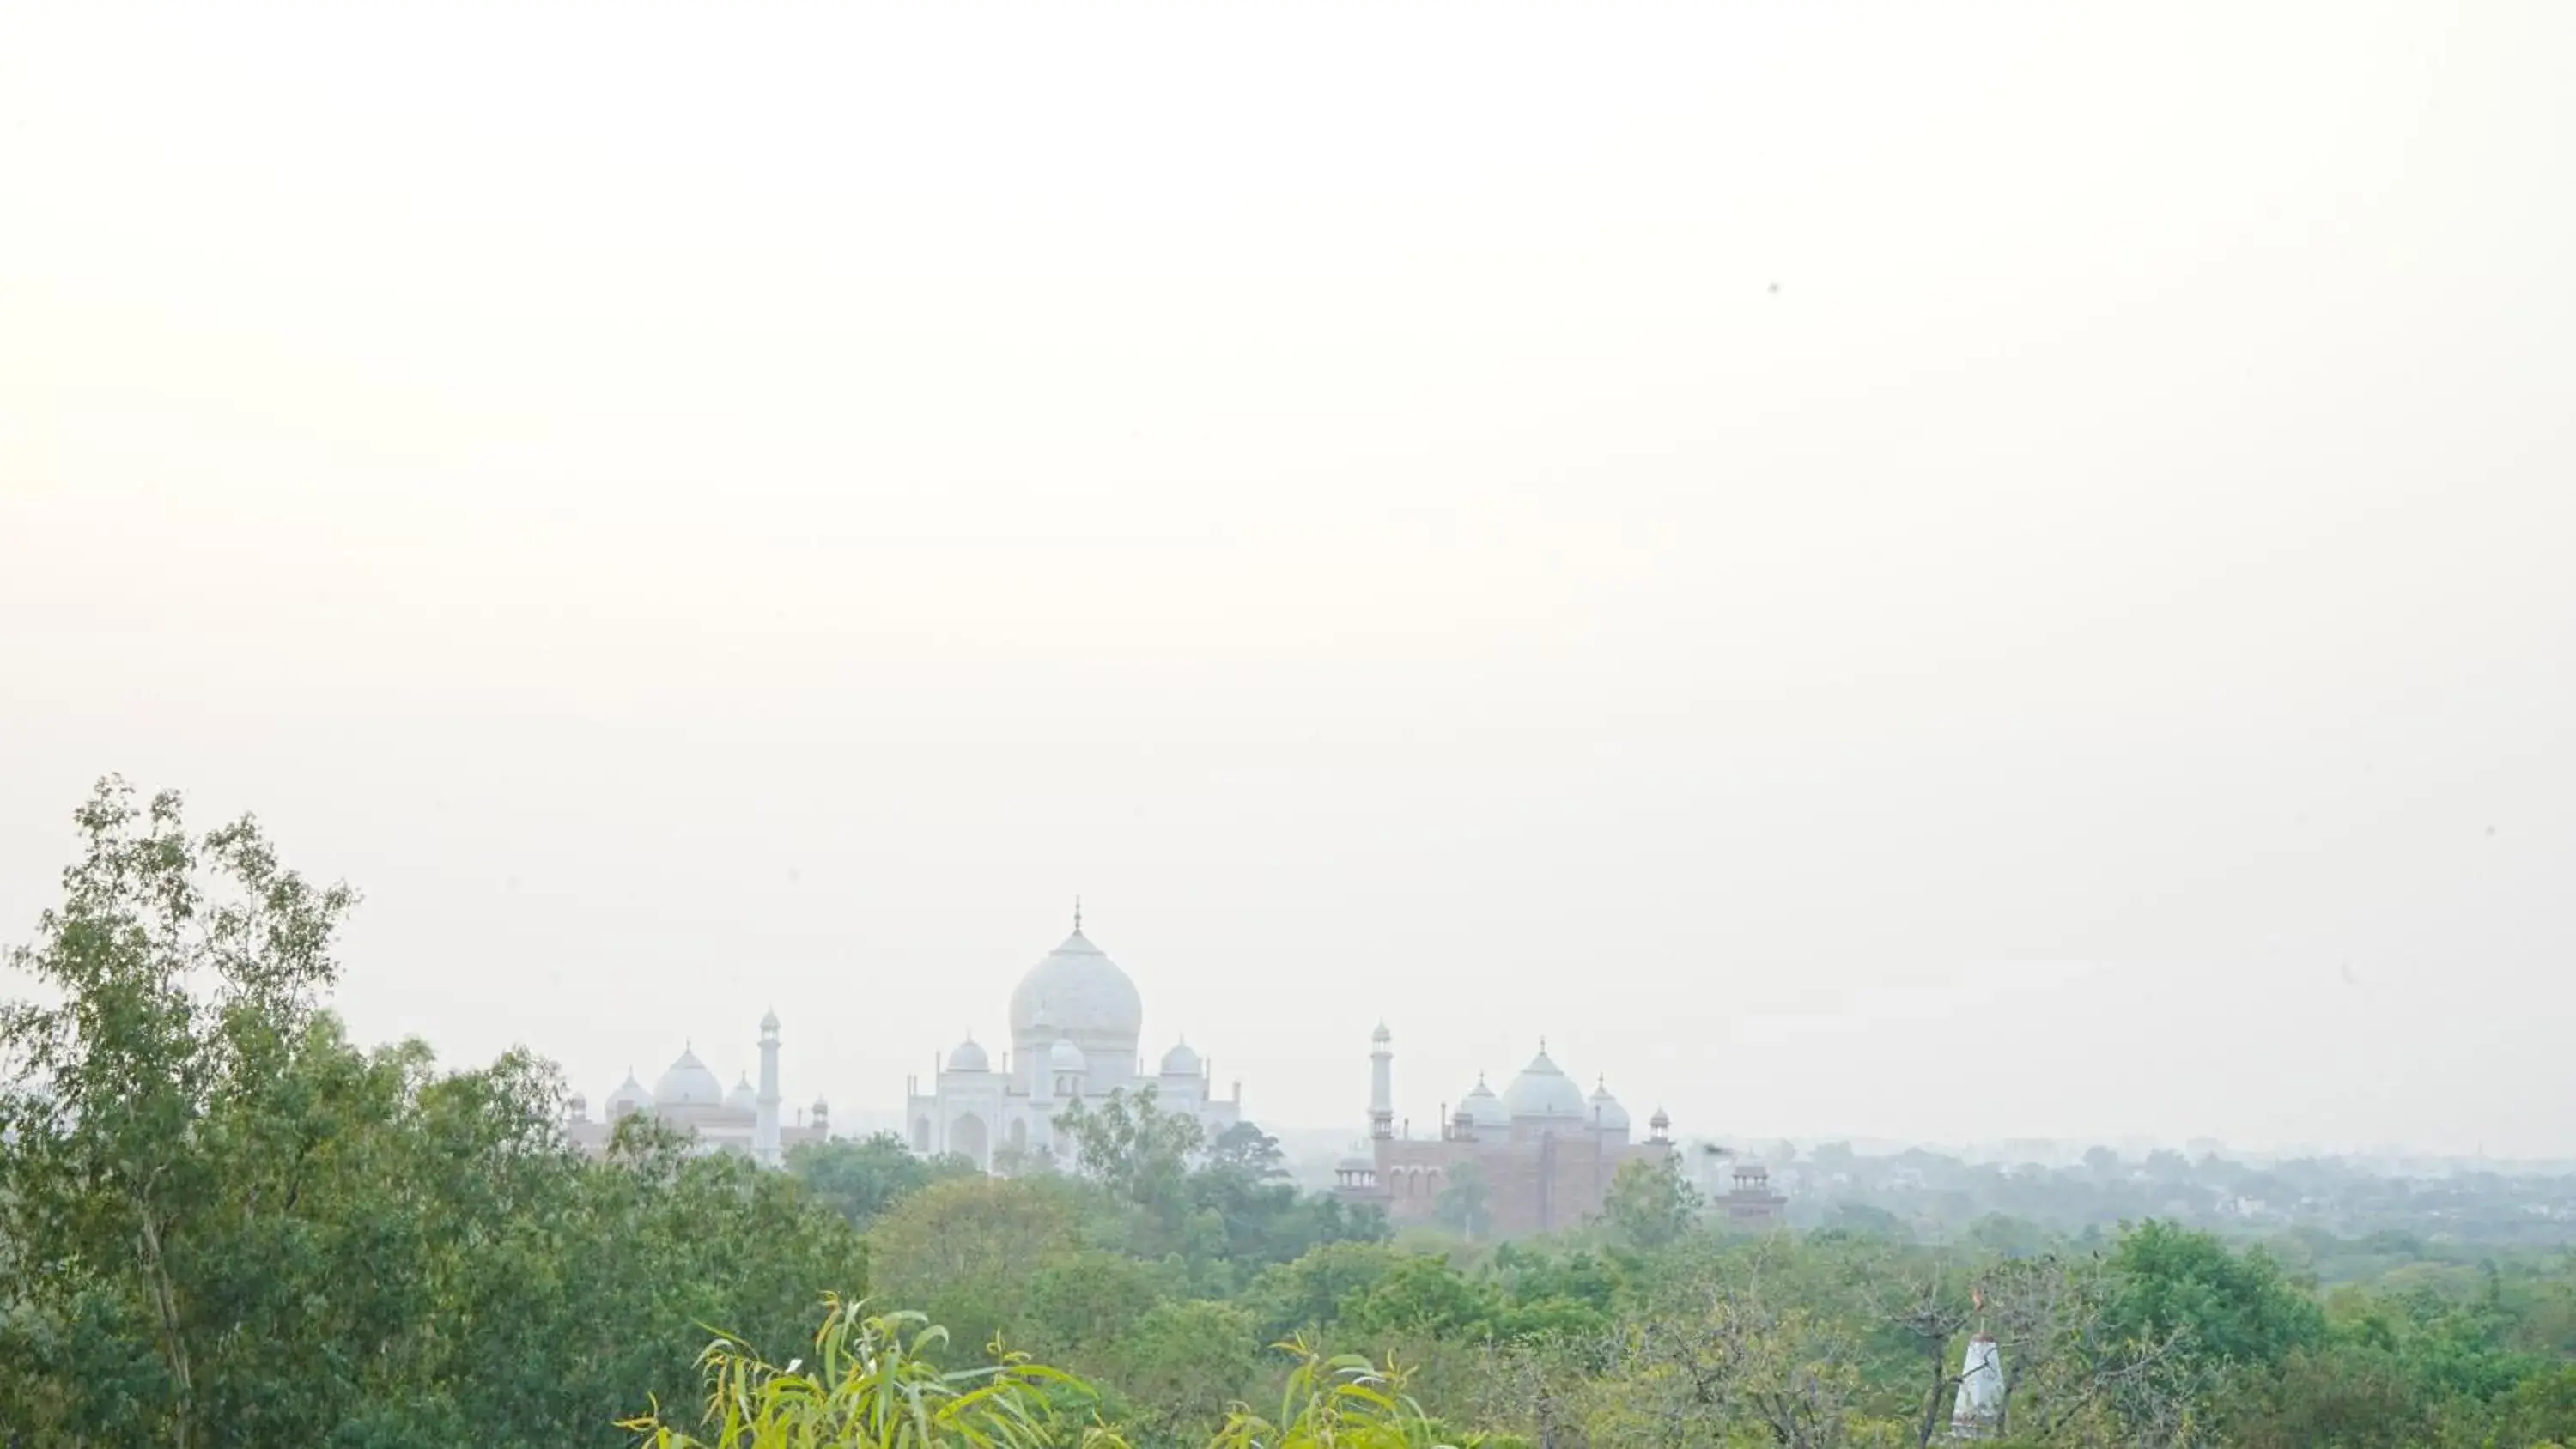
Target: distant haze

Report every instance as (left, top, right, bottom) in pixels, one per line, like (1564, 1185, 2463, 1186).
(3, 4, 2572, 1155)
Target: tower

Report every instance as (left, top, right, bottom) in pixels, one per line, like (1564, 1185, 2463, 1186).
(754, 1009, 783, 1167)
(1369, 1022, 1394, 1140)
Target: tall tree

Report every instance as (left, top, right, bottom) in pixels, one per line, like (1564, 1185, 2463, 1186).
(1054, 1085, 1205, 1213)
(1603, 1155, 1702, 1251)
(0, 779, 355, 1449)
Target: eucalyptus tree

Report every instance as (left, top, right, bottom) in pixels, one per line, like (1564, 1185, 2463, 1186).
(0, 778, 357, 1449)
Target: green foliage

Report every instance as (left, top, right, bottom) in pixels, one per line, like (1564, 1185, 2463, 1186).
(1206, 1338, 1469, 1449)
(0, 779, 867, 1448)
(1055, 1087, 1206, 1213)
(621, 1296, 1115, 1449)
(866, 1176, 1086, 1358)
(2104, 1220, 2329, 1373)
(792, 1132, 982, 1231)
(1100, 1300, 1264, 1446)
(1601, 1155, 1701, 1252)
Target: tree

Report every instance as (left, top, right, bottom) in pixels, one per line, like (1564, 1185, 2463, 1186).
(1203, 1121, 1288, 1182)
(789, 1131, 980, 1230)
(0, 779, 355, 1449)
(1103, 1300, 1263, 1445)
(1603, 1155, 1703, 1252)
(2103, 1221, 2327, 1374)
(1054, 1086, 1204, 1211)
(620, 1297, 1113, 1449)
(866, 1177, 1084, 1359)
(1434, 1161, 1493, 1243)
(0, 780, 876, 1449)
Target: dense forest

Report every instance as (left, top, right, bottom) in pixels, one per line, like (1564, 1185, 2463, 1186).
(7, 781, 2576, 1447)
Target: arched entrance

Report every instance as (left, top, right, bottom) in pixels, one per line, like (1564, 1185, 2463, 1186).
(951, 1113, 989, 1169)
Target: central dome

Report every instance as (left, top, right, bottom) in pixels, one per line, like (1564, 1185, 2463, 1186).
(654, 1047, 725, 1109)
(1503, 1046, 1587, 1119)
(1009, 927, 1144, 1061)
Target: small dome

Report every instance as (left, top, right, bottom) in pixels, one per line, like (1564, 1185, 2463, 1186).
(1504, 1046, 1587, 1119)
(811, 1095, 829, 1118)
(1160, 1039, 1201, 1076)
(1589, 1078, 1631, 1133)
(1649, 1106, 1672, 1130)
(1371, 1021, 1392, 1044)
(1337, 1147, 1375, 1173)
(654, 1047, 726, 1108)
(568, 1091, 589, 1115)
(760, 1007, 781, 1034)
(947, 1036, 990, 1072)
(1049, 1038, 1088, 1074)
(1461, 1075, 1510, 1130)
(726, 1073, 756, 1113)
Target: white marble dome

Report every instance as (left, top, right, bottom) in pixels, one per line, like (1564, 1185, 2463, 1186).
(605, 1071, 651, 1119)
(1010, 927, 1144, 1059)
(726, 1073, 756, 1113)
(1503, 1046, 1587, 1119)
(1159, 1039, 1202, 1076)
(654, 1048, 726, 1109)
(1461, 1075, 1510, 1131)
(948, 1036, 990, 1073)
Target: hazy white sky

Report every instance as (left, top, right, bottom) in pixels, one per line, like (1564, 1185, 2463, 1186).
(4, 3, 2572, 1157)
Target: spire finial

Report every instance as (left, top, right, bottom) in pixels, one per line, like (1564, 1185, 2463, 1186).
(1073, 895, 1083, 931)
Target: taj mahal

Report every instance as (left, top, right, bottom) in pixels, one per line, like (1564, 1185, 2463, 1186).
(903, 907, 1242, 1169)
(562, 903, 1776, 1238)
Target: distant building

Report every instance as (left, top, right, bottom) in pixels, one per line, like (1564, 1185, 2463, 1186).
(902, 910, 1243, 1171)
(1714, 1160, 1789, 1226)
(564, 1010, 829, 1165)
(1329, 1025, 1676, 1239)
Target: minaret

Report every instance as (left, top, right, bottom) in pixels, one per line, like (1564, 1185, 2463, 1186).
(1369, 1022, 1394, 1140)
(754, 1008, 783, 1167)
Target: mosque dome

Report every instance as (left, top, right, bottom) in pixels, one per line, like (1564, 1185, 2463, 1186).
(1049, 1037, 1089, 1075)
(1461, 1075, 1510, 1131)
(726, 1073, 756, 1113)
(654, 1047, 725, 1109)
(1588, 1078, 1631, 1133)
(948, 1036, 990, 1073)
(1160, 1039, 1202, 1076)
(1503, 1046, 1587, 1119)
(605, 1070, 651, 1119)
(1336, 1147, 1376, 1173)
(1009, 926, 1144, 1058)
(1649, 1106, 1671, 1132)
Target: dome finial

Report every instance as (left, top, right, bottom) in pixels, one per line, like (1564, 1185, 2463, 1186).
(1073, 895, 1083, 932)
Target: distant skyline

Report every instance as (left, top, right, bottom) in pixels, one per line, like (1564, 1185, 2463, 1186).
(4, 3, 2573, 1156)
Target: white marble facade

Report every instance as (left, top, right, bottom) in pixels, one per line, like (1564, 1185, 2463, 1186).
(904, 914, 1241, 1171)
